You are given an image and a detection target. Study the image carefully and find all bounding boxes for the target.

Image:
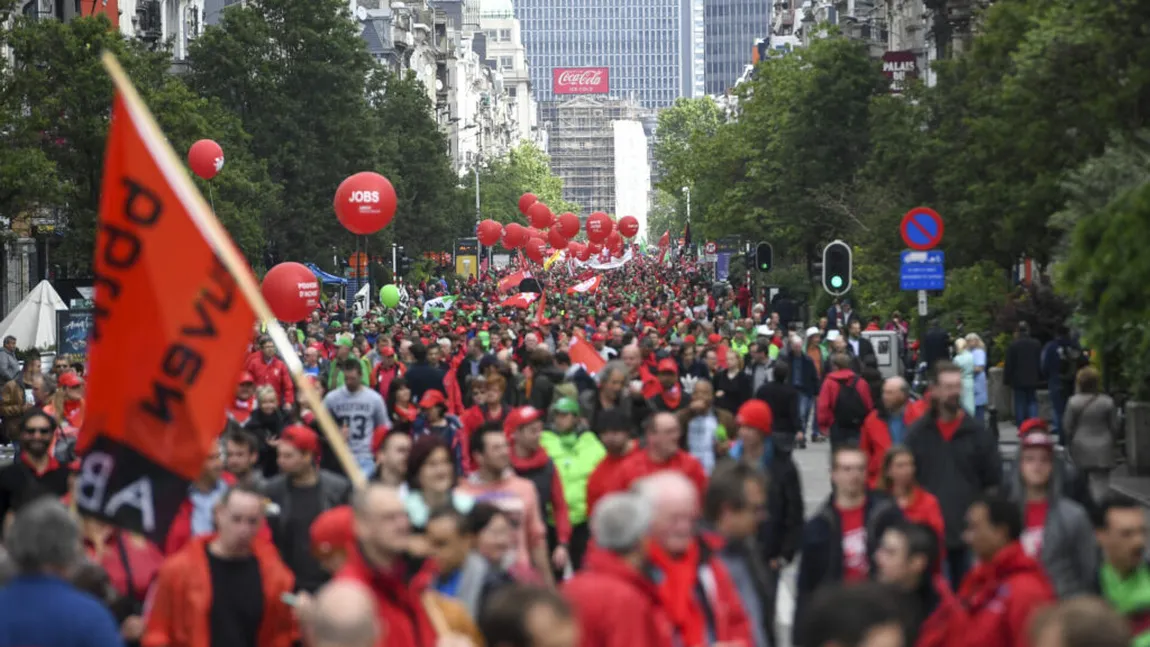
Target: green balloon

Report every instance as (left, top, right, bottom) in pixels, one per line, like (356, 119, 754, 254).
(379, 284, 400, 308)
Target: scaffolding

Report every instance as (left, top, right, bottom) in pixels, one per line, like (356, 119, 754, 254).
(544, 95, 648, 215)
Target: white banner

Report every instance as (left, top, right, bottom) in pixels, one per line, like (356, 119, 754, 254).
(353, 283, 370, 318)
(571, 248, 633, 270)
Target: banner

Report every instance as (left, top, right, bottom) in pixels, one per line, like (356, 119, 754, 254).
(571, 248, 634, 271)
(568, 337, 606, 375)
(500, 292, 540, 309)
(75, 94, 256, 546)
(498, 269, 532, 294)
(422, 295, 457, 319)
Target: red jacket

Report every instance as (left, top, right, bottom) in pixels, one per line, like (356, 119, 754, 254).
(957, 542, 1055, 647)
(901, 487, 946, 572)
(585, 448, 634, 516)
(694, 533, 757, 646)
(562, 546, 676, 647)
(906, 394, 930, 425)
(916, 576, 968, 647)
(816, 369, 874, 430)
(613, 449, 707, 504)
(245, 354, 295, 405)
(335, 547, 439, 647)
(860, 409, 903, 488)
(143, 535, 295, 647)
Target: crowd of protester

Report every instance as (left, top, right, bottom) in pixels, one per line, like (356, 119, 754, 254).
(0, 254, 1142, 647)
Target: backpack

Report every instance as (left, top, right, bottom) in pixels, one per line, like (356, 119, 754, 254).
(1058, 345, 1083, 383)
(833, 375, 868, 429)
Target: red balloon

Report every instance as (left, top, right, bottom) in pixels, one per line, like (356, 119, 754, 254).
(261, 262, 319, 322)
(585, 212, 613, 243)
(334, 172, 397, 235)
(617, 215, 640, 238)
(477, 219, 503, 247)
(573, 243, 591, 262)
(527, 227, 544, 240)
(606, 231, 624, 256)
(188, 139, 224, 180)
(527, 202, 553, 229)
(518, 193, 538, 215)
(547, 227, 569, 249)
(557, 212, 580, 238)
(503, 223, 528, 249)
(525, 237, 547, 263)
(588, 241, 603, 255)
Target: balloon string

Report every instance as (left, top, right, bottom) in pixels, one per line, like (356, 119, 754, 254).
(207, 183, 217, 213)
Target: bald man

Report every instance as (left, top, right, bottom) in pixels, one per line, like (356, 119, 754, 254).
(307, 581, 379, 647)
(859, 376, 912, 488)
(633, 472, 754, 646)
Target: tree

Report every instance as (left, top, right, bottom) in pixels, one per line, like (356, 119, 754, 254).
(644, 189, 685, 242)
(652, 97, 724, 199)
(186, 0, 464, 261)
(0, 13, 270, 274)
(475, 142, 578, 224)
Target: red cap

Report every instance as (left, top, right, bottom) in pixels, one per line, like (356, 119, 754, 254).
(736, 400, 774, 435)
(58, 371, 84, 388)
(422, 325, 432, 333)
(656, 358, 679, 375)
(708, 333, 722, 345)
(1019, 418, 1055, 450)
(592, 333, 605, 342)
(310, 505, 354, 556)
(455, 326, 467, 335)
(371, 425, 393, 453)
(504, 405, 544, 438)
(380, 346, 396, 357)
(420, 390, 447, 410)
(684, 335, 696, 345)
(1018, 418, 1049, 437)
(238, 371, 255, 385)
(281, 424, 320, 456)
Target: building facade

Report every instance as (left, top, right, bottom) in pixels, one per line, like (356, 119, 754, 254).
(478, 1, 541, 148)
(703, 0, 771, 96)
(548, 96, 651, 216)
(513, 0, 694, 109)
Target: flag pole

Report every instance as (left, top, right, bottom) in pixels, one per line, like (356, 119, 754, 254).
(100, 52, 366, 489)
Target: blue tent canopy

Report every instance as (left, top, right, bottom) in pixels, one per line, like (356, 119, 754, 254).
(305, 263, 347, 286)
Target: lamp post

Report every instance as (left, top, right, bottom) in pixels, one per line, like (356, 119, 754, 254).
(681, 185, 691, 225)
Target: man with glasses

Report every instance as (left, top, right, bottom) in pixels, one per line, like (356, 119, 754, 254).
(0, 409, 71, 532)
(49, 357, 70, 377)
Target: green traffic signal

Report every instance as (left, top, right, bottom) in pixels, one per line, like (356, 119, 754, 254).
(830, 276, 843, 289)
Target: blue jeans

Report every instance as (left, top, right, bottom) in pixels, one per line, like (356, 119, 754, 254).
(798, 393, 813, 435)
(1049, 384, 1066, 441)
(1013, 388, 1038, 427)
(974, 405, 987, 428)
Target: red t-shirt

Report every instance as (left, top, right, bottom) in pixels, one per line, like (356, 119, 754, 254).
(1022, 500, 1048, 557)
(838, 504, 869, 582)
(937, 412, 964, 441)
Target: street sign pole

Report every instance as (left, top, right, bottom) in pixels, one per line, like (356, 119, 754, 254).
(918, 290, 928, 317)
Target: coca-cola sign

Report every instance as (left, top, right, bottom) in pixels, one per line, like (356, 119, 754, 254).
(553, 67, 609, 95)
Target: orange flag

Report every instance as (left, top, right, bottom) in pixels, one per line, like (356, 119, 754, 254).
(569, 337, 606, 375)
(74, 93, 255, 545)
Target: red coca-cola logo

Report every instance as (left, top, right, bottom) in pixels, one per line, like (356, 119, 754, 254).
(553, 67, 609, 94)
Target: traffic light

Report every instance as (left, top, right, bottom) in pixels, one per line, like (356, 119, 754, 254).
(822, 240, 852, 295)
(754, 242, 773, 272)
(395, 246, 412, 276)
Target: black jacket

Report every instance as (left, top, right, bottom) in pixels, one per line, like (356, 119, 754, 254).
(405, 362, 446, 402)
(262, 470, 353, 553)
(793, 492, 903, 646)
(1005, 335, 1043, 389)
(785, 350, 820, 397)
(713, 369, 752, 414)
(905, 409, 1001, 547)
(755, 382, 802, 435)
(846, 336, 877, 372)
(921, 327, 951, 370)
(763, 444, 804, 562)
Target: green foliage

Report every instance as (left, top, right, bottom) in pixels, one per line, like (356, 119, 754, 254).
(476, 142, 577, 224)
(653, 97, 724, 200)
(186, 0, 466, 261)
(0, 13, 269, 272)
(645, 189, 685, 242)
(933, 262, 1010, 336)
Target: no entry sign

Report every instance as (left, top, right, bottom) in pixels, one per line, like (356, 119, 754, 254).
(900, 207, 944, 251)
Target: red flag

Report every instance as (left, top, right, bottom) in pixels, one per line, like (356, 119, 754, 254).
(75, 93, 256, 545)
(566, 275, 602, 295)
(536, 288, 547, 326)
(500, 292, 540, 309)
(569, 337, 606, 375)
(658, 230, 670, 248)
(498, 269, 531, 294)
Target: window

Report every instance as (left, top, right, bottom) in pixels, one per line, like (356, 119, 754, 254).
(499, 28, 511, 41)
(499, 55, 514, 69)
(508, 87, 517, 97)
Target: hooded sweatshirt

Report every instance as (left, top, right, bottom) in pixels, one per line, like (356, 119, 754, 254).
(510, 446, 573, 544)
(957, 542, 1054, 647)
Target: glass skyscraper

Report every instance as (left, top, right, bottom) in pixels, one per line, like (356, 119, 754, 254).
(513, 0, 698, 109)
(704, 0, 771, 95)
